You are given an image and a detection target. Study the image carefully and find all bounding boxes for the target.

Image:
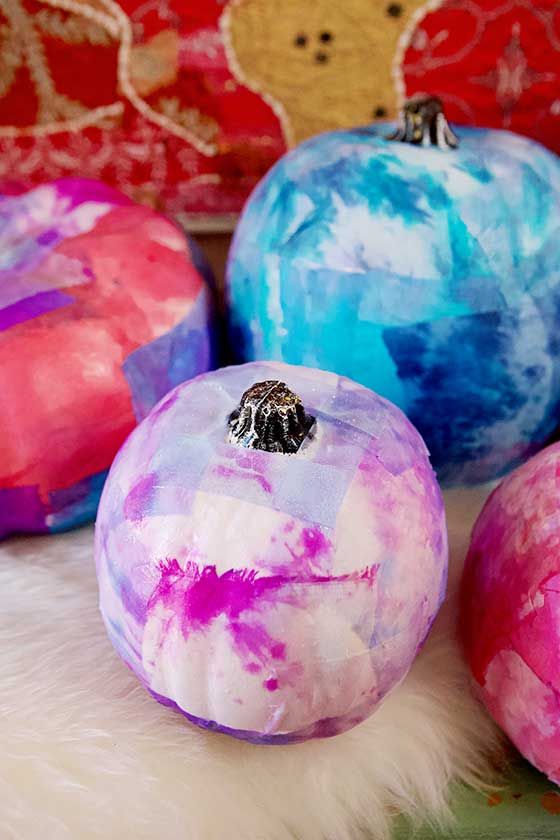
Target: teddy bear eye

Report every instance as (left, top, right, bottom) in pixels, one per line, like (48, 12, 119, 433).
(319, 31, 333, 43)
(294, 33, 308, 47)
(386, 2, 403, 16)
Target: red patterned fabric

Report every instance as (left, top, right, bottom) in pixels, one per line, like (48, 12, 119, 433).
(0, 0, 284, 227)
(402, 0, 560, 154)
(1, 0, 559, 228)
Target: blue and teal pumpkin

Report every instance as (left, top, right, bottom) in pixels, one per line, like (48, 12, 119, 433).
(226, 97, 560, 485)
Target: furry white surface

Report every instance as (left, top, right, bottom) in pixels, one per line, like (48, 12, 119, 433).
(1, 485, 502, 840)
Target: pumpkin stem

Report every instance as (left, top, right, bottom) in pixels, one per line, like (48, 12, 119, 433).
(388, 94, 459, 149)
(228, 380, 316, 454)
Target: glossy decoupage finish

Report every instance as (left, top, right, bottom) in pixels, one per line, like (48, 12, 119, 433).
(227, 121, 560, 486)
(462, 443, 560, 784)
(0, 179, 216, 537)
(96, 361, 447, 743)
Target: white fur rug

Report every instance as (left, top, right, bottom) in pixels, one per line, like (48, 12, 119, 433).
(1, 486, 502, 840)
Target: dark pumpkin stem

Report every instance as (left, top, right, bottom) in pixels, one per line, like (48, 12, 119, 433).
(388, 94, 459, 149)
(228, 381, 316, 454)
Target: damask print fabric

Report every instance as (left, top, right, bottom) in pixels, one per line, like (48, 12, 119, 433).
(1, 0, 559, 226)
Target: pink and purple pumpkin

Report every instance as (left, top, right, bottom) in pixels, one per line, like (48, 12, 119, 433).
(0, 178, 216, 539)
(462, 443, 560, 784)
(95, 361, 448, 744)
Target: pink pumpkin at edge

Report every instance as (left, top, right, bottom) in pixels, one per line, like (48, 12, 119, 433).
(461, 442, 560, 784)
(0, 178, 217, 538)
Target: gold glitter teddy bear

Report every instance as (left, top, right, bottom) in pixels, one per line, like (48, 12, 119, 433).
(222, 0, 430, 145)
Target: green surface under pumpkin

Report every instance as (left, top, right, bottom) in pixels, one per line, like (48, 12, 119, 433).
(395, 760, 560, 839)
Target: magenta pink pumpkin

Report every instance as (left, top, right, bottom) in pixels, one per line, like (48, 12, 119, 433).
(462, 442, 560, 783)
(0, 178, 216, 538)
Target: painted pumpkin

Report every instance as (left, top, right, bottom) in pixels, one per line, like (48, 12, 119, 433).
(95, 361, 447, 744)
(461, 442, 560, 784)
(226, 96, 560, 486)
(0, 178, 216, 539)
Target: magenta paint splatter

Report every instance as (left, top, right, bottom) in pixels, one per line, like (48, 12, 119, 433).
(271, 642, 286, 661)
(300, 527, 330, 560)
